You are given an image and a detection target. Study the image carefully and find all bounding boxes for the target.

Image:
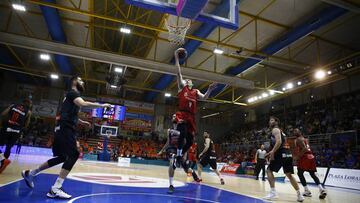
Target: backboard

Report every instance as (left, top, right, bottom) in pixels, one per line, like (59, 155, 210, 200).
(100, 125, 118, 137)
(125, 0, 239, 30)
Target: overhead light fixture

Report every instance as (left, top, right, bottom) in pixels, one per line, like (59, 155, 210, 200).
(247, 98, 253, 103)
(110, 85, 117, 88)
(164, 93, 171, 97)
(297, 81, 302, 86)
(271, 106, 275, 109)
(327, 70, 332, 75)
(262, 93, 269, 98)
(315, 70, 326, 79)
(114, 67, 123, 73)
(286, 83, 294, 89)
(120, 27, 131, 34)
(12, 3, 26, 11)
(269, 90, 275, 95)
(213, 48, 224, 55)
(253, 97, 258, 101)
(40, 53, 50, 61)
(282, 87, 286, 91)
(258, 96, 263, 99)
(50, 74, 59, 80)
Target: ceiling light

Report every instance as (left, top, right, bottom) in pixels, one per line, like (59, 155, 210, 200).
(315, 70, 326, 79)
(253, 97, 258, 101)
(297, 81, 302, 86)
(110, 85, 117, 88)
(50, 74, 59, 80)
(327, 70, 332, 75)
(12, 3, 26, 11)
(269, 90, 275, 95)
(114, 67, 123, 73)
(262, 93, 269, 98)
(120, 27, 131, 34)
(164, 93, 171, 97)
(282, 87, 286, 91)
(40, 53, 50, 61)
(213, 48, 224, 55)
(258, 96, 263, 99)
(286, 83, 294, 89)
(247, 98, 253, 103)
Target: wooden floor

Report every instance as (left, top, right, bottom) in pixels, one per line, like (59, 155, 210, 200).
(1, 154, 359, 203)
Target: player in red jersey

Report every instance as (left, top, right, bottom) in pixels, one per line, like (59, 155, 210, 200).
(188, 143, 197, 170)
(174, 48, 217, 166)
(294, 128, 327, 199)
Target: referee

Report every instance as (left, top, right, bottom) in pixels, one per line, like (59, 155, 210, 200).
(255, 144, 266, 181)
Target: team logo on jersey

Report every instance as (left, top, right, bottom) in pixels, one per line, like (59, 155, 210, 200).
(68, 173, 186, 188)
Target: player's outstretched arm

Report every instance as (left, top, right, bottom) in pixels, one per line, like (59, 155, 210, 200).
(74, 97, 111, 109)
(174, 48, 185, 91)
(197, 83, 218, 100)
(158, 131, 170, 155)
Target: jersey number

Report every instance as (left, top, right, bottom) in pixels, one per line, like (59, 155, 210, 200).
(10, 112, 19, 122)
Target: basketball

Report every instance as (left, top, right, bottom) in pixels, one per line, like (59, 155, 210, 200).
(177, 48, 188, 59)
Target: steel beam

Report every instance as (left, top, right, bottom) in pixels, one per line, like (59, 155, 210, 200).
(0, 32, 254, 89)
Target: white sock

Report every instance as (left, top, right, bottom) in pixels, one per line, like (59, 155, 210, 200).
(318, 184, 324, 190)
(176, 149, 182, 156)
(271, 187, 276, 193)
(52, 177, 64, 189)
(30, 168, 40, 176)
(0, 153, 4, 161)
(304, 186, 309, 191)
(169, 177, 174, 186)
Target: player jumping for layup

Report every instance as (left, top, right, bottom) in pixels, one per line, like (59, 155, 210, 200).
(294, 128, 327, 199)
(158, 114, 200, 194)
(265, 117, 304, 202)
(21, 76, 111, 199)
(174, 48, 217, 166)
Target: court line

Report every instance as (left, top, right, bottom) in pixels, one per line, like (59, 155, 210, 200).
(0, 177, 23, 188)
(67, 192, 219, 203)
(198, 182, 270, 203)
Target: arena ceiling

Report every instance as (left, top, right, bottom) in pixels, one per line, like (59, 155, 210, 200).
(0, 0, 359, 107)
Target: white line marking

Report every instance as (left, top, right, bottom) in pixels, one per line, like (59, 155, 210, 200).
(67, 192, 219, 203)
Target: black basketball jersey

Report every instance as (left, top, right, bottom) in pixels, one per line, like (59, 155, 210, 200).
(59, 90, 81, 127)
(270, 127, 291, 155)
(204, 138, 216, 156)
(168, 127, 180, 148)
(6, 104, 29, 131)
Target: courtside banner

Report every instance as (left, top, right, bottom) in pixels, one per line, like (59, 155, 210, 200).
(220, 164, 240, 174)
(325, 168, 360, 190)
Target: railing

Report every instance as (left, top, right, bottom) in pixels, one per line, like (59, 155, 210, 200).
(220, 130, 358, 152)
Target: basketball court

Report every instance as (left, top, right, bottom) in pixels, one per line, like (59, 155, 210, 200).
(0, 0, 360, 202)
(1, 154, 360, 203)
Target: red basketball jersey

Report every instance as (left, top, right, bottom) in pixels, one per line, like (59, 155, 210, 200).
(178, 86, 198, 114)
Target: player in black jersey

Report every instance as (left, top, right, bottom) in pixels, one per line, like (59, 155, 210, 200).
(264, 116, 304, 202)
(158, 114, 200, 194)
(21, 76, 111, 199)
(197, 131, 224, 185)
(0, 98, 32, 173)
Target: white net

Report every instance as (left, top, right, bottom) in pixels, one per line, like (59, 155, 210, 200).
(165, 15, 191, 45)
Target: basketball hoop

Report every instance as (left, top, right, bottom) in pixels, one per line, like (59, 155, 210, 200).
(165, 16, 191, 45)
(105, 130, 112, 139)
